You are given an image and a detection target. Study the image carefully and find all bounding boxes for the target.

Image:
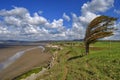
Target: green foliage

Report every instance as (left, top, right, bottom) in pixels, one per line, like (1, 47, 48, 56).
(14, 67, 42, 80)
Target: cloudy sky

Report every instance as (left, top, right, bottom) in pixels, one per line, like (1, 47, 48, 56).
(0, 0, 120, 41)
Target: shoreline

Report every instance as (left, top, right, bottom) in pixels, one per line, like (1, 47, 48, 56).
(0, 46, 45, 71)
(0, 45, 38, 63)
(0, 45, 52, 80)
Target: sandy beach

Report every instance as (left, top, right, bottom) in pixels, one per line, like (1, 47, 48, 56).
(0, 45, 52, 80)
(0, 46, 37, 63)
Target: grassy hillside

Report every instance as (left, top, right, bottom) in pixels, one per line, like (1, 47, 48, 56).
(36, 41, 120, 80)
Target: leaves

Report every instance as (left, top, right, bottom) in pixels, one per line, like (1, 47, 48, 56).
(85, 15, 117, 43)
(84, 15, 117, 54)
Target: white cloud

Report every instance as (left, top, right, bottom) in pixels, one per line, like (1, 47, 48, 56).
(0, 7, 28, 17)
(81, 0, 114, 14)
(51, 19, 63, 28)
(0, 0, 118, 41)
(0, 26, 8, 34)
(4, 16, 22, 26)
(0, 7, 67, 40)
(38, 10, 43, 14)
(63, 13, 70, 21)
(26, 13, 47, 25)
(68, 0, 114, 39)
(114, 9, 120, 14)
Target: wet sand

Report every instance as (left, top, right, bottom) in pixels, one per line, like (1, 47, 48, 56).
(0, 46, 37, 63)
(0, 46, 52, 80)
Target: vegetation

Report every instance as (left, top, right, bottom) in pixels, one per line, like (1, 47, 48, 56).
(36, 41, 120, 80)
(14, 41, 120, 80)
(13, 67, 42, 80)
(84, 15, 117, 54)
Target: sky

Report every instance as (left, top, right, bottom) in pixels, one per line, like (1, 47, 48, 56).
(0, 0, 120, 41)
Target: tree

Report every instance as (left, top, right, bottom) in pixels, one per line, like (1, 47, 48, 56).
(84, 15, 117, 55)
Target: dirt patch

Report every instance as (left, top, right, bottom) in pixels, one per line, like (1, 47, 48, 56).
(62, 66, 68, 80)
(90, 47, 107, 50)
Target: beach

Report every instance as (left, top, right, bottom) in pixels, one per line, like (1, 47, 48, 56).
(0, 45, 52, 80)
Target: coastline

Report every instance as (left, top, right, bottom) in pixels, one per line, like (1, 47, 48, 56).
(0, 45, 52, 80)
(0, 46, 37, 63)
(0, 46, 45, 71)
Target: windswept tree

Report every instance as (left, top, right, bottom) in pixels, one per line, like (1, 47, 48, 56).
(84, 15, 117, 55)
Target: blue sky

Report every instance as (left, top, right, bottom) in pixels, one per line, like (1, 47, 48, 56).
(0, 0, 120, 41)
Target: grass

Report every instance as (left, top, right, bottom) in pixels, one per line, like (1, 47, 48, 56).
(36, 41, 120, 80)
(13, 67, 42, 80)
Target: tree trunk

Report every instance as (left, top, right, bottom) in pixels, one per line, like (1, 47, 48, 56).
(85, 43, 89, 55)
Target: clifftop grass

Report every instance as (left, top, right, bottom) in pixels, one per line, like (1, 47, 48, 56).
(36, 41, 120, 80)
